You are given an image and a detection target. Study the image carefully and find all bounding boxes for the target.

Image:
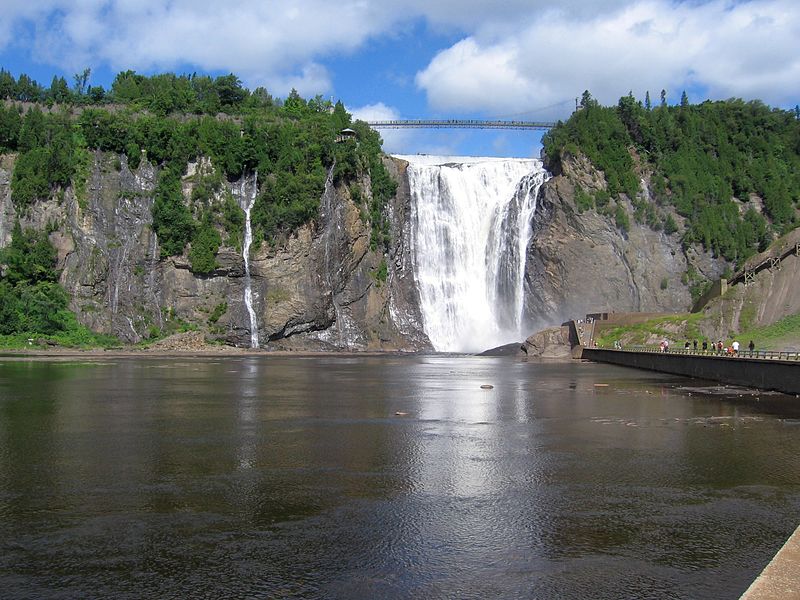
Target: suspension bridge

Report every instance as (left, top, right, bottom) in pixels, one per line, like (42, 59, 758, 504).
(365, 119, 557, 130)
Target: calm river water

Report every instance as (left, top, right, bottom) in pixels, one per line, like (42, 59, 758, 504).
(1, 355, 799, 599)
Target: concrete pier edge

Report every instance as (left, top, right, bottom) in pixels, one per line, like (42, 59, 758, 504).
(581, 348, 800, 395)
(740, 525, 800, 599)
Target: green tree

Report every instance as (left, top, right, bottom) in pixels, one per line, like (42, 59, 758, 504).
(49, 75, 71, 104)
(73, 68, 91, 96)
(152, 171, 195, 257)
(0, 222, 58, 285)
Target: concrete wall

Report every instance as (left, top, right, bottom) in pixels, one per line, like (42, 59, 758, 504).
(582, 349, 800, 395)
(691, 277, 727, 312)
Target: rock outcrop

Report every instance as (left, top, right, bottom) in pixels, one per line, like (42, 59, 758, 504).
(523, 153, 727, 329)
(0, 147, 738, 353)
(698, 228, 800, 342)
(0, 151, 431, 351)
(521, 325, 573, 359)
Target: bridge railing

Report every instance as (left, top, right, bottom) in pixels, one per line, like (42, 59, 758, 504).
(603, 345, 800, 361)
(365, 119, 556, 131)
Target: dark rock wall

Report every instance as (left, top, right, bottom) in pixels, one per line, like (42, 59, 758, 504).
(0, 152, 431, 350)
(0, 148, 733, 350)
(523, 155, 727, 329)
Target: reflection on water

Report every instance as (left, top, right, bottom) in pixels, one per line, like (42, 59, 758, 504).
(0, 356, 798, 599)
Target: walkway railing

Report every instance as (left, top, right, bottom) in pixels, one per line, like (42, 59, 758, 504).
(606, 345, 800, 361)
(365, 119, 556, 131)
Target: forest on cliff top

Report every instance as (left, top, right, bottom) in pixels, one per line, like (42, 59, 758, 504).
(0, 69, 395, 343)
(543, 91, 800, 265)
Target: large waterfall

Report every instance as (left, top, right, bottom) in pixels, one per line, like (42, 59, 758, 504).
(398, 155, 548, 353)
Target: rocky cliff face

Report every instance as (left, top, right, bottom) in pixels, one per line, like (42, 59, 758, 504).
(0, 148, 733, 351)
(0, 152, 430, 351)
(523, 153, 727, 329)
(698, 228, 800, 341)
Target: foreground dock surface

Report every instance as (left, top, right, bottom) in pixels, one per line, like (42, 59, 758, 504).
(741, 525, 800, 599)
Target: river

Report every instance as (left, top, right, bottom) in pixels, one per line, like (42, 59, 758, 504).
(1, 356, 798, 598)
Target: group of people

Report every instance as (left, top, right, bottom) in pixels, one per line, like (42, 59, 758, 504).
(674, 339, 756, 355)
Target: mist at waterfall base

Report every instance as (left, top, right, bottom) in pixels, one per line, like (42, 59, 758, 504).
(398, 155, 548, 353)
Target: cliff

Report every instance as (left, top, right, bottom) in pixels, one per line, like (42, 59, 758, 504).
(697, 228, 800, 341)
(523, 153, 727, 328)
(0, 147, 743, 352)
(0, 152, 430, 351)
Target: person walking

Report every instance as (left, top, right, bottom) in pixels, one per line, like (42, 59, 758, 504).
(732, 340, 739, 355)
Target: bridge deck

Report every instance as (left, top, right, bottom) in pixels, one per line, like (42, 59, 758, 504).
(366, 119, 556, 130)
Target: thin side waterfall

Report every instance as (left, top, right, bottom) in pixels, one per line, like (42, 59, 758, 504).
(320, 161, 345, 347)
(241, 172, 259, 349)
(398, 155, 548, 353)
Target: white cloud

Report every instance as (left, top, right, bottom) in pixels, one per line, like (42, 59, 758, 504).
(1, 0, 799, 111)
(349, 102, 414, 154)
(3, 0, 406, 94)
(416, 0, 800, 118)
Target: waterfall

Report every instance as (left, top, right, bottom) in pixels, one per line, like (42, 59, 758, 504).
(398, 155, 548, 353)
(320, 161, 346, 348)
(241, 172, 259, 349)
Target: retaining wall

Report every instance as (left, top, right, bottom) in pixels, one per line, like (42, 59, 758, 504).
(582, 349, 800, 395)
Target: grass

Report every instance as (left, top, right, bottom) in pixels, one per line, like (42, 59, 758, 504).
(0, 328, 121, 350)
(737, 312, 800, 350)
(595, 313, 704, 348)
(595, 310, 800, 351)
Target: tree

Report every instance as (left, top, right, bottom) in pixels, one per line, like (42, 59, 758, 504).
(645, 91, 651, 111)
(680, 90, 689, 107)
(73, 68, 91, 96)
(215, 74, 246, 108)
(49, 76, 71, 104)
(580, 90, 596, 109)
(0, 105, 21, 150)
(284, 88, 308, 118)
(88, 85, 106, 103)
(152, 171, 195, 257)
(0, 222, 58, 286)
(0, 69, 15, 99)
(660, 89, 667, 107)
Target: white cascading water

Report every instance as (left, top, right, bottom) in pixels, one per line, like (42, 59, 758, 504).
(241, 172, 260, 349)
(398, 155, 548, 353)
(321, 162, 345, 347)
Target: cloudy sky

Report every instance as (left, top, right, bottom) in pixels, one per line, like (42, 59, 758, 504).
(1, 0, 798, 156)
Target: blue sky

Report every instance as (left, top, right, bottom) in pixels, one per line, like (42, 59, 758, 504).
(1, 0, 799, 157)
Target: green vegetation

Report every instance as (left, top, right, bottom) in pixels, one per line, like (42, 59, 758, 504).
(207, 302, 228, 325)
(2, 69, 395, 263)
(543, 91, 800, 264)
(594, 310, 800, 351)
(738, 313, 800, 349)
(0, 222, 118, 347)
(0, 68, 397, 346)
(373, 258, 388, 286)
(595, 313, 705, 348)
